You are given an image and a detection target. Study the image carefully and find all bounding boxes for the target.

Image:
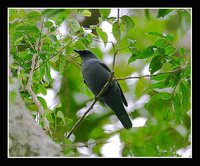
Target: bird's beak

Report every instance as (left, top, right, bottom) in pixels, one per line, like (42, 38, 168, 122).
(74, 49, 80, 54)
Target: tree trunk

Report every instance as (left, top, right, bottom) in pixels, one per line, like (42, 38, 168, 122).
(9, 78, 63, 157)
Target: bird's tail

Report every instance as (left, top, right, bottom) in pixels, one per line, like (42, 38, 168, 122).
(103, 97, 132, 129)
(114, 107, 132, 129)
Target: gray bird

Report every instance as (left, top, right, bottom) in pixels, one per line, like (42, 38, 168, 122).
(74, 50, 132, 129)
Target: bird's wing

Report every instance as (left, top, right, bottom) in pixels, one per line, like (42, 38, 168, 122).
(99, 61, 128, 107)
(117, 82, 128, 106)
(99, 61, 111, 73)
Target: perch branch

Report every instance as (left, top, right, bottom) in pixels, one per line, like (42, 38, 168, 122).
(66, 72, 115, 139)
(115, 66, 190, 81)
(66, 9, 122, 139)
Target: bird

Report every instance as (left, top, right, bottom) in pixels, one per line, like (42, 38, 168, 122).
(74, 50, 132, 129)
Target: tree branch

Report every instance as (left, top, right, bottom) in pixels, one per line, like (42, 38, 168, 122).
(115, 66, 190, 81)
(66, 72, 115, 139)
(25, 20, 50, 130)
(25, 54, 49, 130)
(34, 40, 74, 71)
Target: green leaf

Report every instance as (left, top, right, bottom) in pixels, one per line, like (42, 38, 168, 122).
(45, 63, 52, 84)
(165, 46, 176, 56)
(74, 40, 86, 50)
(112, 22, 121, 41)
(80, 9, 91, 17)
(155, 39, 170, 48)
(149, 55, 163, 74)
(15, 24, 40, 34)
(57, 111, 66, 125)
(179, 47, 186, 56)
(42, 9, 63, 17)
(68, 19, 81, 33)
(147, 32, 175, 42)
(26, 11, 41, 20)
(37, 84, 47, 95)
(135, 78, 150, 98)
(128, 50, 142, 64)
(162, 62, 173, 72)
(179, 10, 191, 31)
(86, 33, 93, 44)
(15, 24, 40, 40)
(180, 81, 190, 110)
(165, 74, 176, 86)
(165, 34, 175, 42)
(44, 21, 53, 29)
(37, 64, 46, 80)
(146, 32, 165, 38)
(48, 34, 57, 44)
(128, 39, 137, 46)
(50, 26, 56, 32)
(121, 15, 135, 35)
(99, 9, 111, 19)
(37, 96, 48, 109)
(140, 46, 157, 58)
(18, 51, 32, 61)
(145, 9, 150, 19)
(59, 56, 67, 73)
(145, 81, 166, 91)
(157, 9, 173, 18)
(96, 27, 108, 46)
(151, 73, 169, 81)
(148, 92, 171, 106)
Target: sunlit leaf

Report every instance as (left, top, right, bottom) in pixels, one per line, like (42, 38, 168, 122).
(44, 21, 53, 29)
(157, 9, 173, 18)
(57, 111, 66, 125)
(155, 39, 170, 48)
(165, 45, 176, 56)
(68, 19, 81, 32)
(112, 21, 121, 41)
(179, 47, 186, 56)
(80, 9, 91, 17)
(149, 55, 163, 74)
(48, 34, 57, 44)
(146, 32, 165, 38)
(99, 9, 111, 19)
(37, 96, 48, 109)
(121, 15, 135, 35)
(145, 9, 150, 19)
(96, 27, 108, 46)
(165, 34, 175, 42)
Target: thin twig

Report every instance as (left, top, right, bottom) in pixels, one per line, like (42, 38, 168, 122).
(66, 9, 122, 139)
(112, 9, 120, 71)
(25, 54, 49, 129)
(34, 40, 74, 71)
(115, 66, 190, 81)
(25, 19, 49, 129)
(93, 37, 113, 44)
(65, 55, 82, 68)
(66, 72, 115, 139)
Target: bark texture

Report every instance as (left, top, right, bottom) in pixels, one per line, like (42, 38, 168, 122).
(9, 79, 63, 157)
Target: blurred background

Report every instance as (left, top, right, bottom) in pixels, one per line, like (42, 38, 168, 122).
(9, 8, 191, 157)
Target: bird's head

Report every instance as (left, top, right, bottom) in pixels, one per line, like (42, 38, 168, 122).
(74, 50, 98, 61)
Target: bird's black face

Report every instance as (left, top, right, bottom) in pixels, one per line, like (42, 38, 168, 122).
(74, 50, 91, 56)
(74, 50, 97, 60)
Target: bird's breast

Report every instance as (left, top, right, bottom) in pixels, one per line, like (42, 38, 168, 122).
(82, 60, 111, 95)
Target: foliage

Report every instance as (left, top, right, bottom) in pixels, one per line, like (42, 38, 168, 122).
(9, 8, 191, 157)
